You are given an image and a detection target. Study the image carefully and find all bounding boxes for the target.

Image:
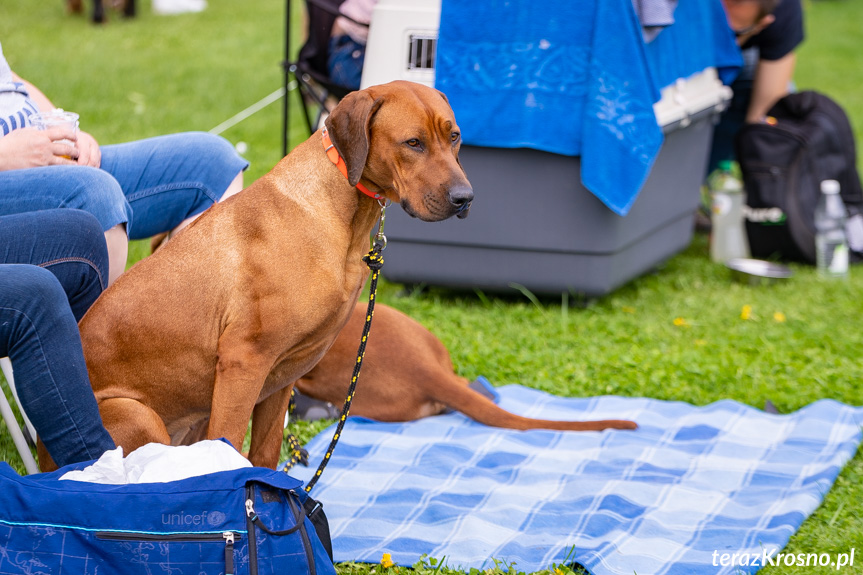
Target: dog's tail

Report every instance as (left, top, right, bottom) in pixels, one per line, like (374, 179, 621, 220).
(433, 378, 637, 431)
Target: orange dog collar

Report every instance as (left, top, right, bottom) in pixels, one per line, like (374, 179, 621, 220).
(321, 126, 382, 200)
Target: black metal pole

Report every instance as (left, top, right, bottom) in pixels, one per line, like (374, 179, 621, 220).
(282, 0, 291, 158)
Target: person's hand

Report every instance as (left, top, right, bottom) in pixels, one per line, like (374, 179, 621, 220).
(0, 126, 79, 172)
(75, 130, 102, 168)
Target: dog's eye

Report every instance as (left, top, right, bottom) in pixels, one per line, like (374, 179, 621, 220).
(451, 132, 460, 143)
(406, 138, 421, 148)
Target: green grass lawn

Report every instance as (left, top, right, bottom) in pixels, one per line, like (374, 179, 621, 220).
(1, 1, 862, 573)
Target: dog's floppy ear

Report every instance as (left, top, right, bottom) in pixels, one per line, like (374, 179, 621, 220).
(325, 91, 383, 186)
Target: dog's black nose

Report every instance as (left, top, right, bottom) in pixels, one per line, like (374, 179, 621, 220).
(449, 185, 474, 218)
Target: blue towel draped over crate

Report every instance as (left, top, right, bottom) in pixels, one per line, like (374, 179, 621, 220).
(643, 0, 743, 89)
(286, 380, 863, 575)
(435, 0, 741, 216)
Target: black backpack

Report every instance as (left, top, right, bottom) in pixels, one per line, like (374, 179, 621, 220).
(735, 90, 863, 263)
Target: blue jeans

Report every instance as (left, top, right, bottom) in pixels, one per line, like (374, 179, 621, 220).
(0, 209, 116, 467)
(707, 47, 758, 174)
(328, 35, 366, 91)
(0, 132, 249, 240)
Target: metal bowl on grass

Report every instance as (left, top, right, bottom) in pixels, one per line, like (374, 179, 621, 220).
(726, 258, 793, 285)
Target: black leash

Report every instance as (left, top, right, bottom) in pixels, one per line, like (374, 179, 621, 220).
(284, 201, 388, 494)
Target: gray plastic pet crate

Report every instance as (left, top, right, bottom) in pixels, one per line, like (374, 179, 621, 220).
(380, 71, 731, 297)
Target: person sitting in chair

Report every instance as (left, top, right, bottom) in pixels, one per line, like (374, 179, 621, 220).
(327, 0, 376, 90)
(0, 209, 116, 468)
(0, 40, 249, 285)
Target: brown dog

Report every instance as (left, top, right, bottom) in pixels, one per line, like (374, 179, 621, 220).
(296, 303, 638, 431)
(62, 81, 473, 471)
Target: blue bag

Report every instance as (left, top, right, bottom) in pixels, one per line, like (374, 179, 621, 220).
(0, 462, 335, 575)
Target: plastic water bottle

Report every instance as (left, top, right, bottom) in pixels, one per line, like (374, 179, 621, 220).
(814, 179, 849, 278)
(709, 161, 750, 263)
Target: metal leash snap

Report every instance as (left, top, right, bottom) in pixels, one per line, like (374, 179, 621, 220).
(373, 199, 390, 250)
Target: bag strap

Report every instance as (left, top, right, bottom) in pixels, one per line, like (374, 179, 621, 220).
(244, 483, 331, 561)
(303, 495, 333, 561)
(245, 485, 304, 537)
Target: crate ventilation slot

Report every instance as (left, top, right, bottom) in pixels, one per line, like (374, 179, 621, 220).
(407, 34, 436, 71)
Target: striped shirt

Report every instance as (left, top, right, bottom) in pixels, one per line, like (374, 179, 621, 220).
(0, 42, 40, 136)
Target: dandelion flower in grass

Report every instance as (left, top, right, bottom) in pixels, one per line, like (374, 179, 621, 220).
(381, 553, 395, 568)
(673, 317, 688, 327)
(773, 311, 786, 322)
(622, 306, 636, 314)
(740, 305, 752, 320)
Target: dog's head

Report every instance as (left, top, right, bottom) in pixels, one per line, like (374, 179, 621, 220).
(325, 80, 473, 221)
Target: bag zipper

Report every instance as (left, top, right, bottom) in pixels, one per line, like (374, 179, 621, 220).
(96, 531, 239, 575)
(245, 486, 259, 575)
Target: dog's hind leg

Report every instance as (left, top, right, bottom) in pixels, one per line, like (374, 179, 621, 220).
(248, 385, 294, 469)
(36, 441, 58, 472)
(98, 397, 171, 452)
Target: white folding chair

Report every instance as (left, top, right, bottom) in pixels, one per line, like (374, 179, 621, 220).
(0, 357, 40, 474)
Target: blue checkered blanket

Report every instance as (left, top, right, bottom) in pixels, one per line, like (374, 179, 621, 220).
(285, 381, 863, 575)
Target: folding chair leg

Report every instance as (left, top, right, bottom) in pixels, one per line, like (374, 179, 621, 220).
(0, 358, 39, 475)
(297, 81, 317, 134)
(1, 358, 36, 443)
